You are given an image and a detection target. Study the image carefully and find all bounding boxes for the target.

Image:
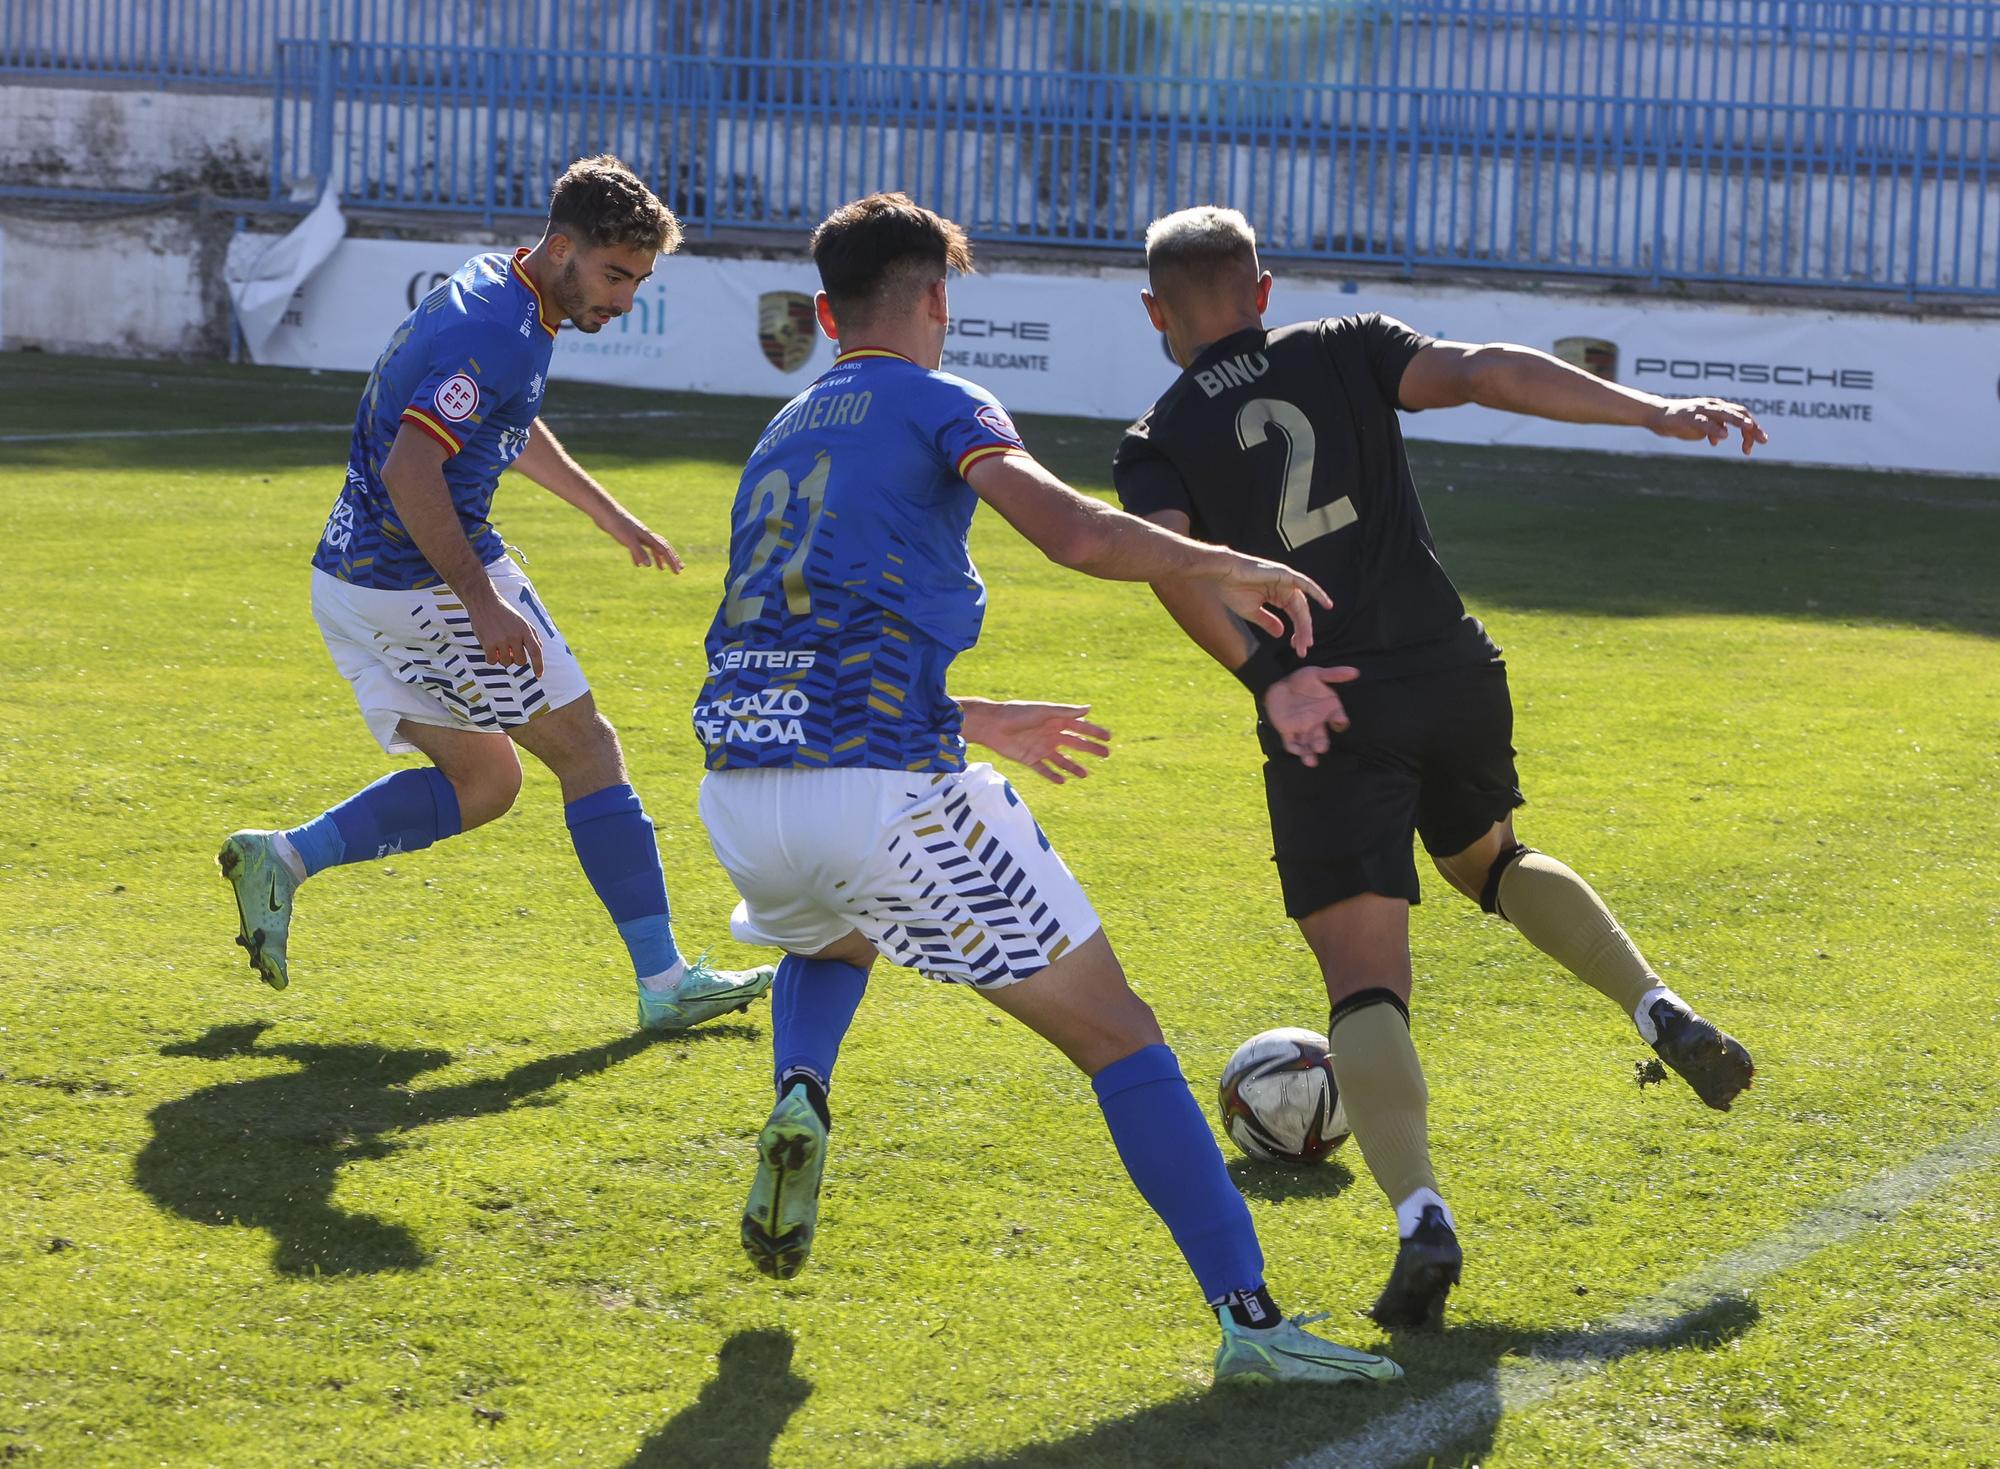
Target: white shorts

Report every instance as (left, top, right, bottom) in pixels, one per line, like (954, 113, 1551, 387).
(311, 557, 590, 754)
(698, 763, 1102, 990)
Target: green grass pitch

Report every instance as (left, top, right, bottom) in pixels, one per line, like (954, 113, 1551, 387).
(2, 353, 1997, 1468)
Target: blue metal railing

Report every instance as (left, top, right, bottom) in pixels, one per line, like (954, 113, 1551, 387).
(10, 1, 2000, 295)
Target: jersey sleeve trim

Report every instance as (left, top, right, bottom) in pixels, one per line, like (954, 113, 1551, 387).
(400, 406, 464, 455)
(509, 249, 561, 339)
(955, 443, 1019, 478)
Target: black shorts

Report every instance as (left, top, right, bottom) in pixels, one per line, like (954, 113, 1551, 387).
(1262, 660, 1524, 917)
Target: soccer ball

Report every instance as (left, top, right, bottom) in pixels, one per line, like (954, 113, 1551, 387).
(1217, 1027, 1349, 1165)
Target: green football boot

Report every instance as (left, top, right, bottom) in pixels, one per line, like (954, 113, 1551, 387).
(1213, 1311, 1404, 1387)
(217, 830, 301, 991)
(740, 1086, 827, 1280)
(636, 956, 778, 1033)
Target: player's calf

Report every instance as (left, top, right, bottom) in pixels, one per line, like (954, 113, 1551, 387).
(1475, 842, 1755, 1109)
(1324, 987, 1462, 1331)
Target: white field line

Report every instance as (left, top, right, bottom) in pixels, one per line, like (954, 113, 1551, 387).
(1289, 1111, 2000, 1469)
(0, 408, 684, 445)
(0, 422, 349, 443)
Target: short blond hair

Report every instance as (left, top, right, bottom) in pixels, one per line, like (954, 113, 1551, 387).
(1144, 206, 1260, 299)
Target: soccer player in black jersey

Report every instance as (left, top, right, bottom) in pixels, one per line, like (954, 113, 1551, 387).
(1113, 206, 1763, 1332)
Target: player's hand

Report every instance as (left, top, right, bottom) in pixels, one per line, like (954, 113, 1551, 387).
(1646, 397, 1769, 455)
(1213, 553, 1333, 658)
(963, 702, 1111, 784)
(470, 597, 545, 677)
(1264, 665, 1360, 767)
(601, 508, 684, 572)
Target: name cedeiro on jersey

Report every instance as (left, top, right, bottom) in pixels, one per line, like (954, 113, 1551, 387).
(754, 387, 875, 457)
(1193, 351, 1270, 399)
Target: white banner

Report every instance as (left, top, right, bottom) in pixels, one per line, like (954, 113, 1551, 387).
(230, 233, 2000, 476)
(224, 186, 347, 357)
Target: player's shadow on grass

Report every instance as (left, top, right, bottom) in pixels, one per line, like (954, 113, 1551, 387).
(135, 1019, 747, 1277)
(624, 1328, 811, 1469)
(1228, 1154, 1355, 1200)
(908, 1290, 1757, 1469)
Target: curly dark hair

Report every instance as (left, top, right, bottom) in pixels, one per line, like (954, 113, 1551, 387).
(547, 155, 681, 255)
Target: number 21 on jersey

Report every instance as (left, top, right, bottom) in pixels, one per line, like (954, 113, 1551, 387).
(1235, 398, 1357, 552)
(722, 452, 831, 626)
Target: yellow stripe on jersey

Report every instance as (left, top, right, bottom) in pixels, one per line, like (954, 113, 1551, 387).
(401, 407, 463, 454)
(956, 443, 1016, 478)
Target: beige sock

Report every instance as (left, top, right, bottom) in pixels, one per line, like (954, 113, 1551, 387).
(1326, 999, 1438, 1209)
(1495, 851, 1658, 1016)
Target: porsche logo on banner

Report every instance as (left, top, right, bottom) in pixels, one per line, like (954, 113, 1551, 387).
(1554, 335, 1619, 381)
(758, 291, 818, 372)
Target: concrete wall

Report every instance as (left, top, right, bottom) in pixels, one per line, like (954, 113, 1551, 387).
(3, 75, 1992, 360)
(0, 83, 271, 195)
(0, 207, 236, 356)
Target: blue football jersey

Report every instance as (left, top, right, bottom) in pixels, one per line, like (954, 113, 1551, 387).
(313, 248, 558, 590)
(693, 348, 1024, 772)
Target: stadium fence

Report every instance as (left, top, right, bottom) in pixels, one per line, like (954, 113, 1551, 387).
(5, 1, 1998, 295)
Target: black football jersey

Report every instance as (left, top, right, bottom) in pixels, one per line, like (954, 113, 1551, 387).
(1114, 314, 1499, 680)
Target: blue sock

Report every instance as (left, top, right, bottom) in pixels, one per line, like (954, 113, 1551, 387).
(564, 783, 680, 981)
(770, 955, 868, 1095)
(1092, 1043, 1266, 1303)
(283, 767, 462, 877)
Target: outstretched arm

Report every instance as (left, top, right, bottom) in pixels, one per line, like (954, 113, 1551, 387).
(957, 698, 1112, 785)
(1140, 510, 1358, 766)
(964, 451, 1330, 656)
(381, 422, 543, 675)
(1398, 341, 1769, 454)
(509, 418, 684, 571)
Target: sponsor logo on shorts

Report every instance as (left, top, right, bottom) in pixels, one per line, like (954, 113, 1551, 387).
(435, 374, 480, 421)
(974, 404, 1022, 443)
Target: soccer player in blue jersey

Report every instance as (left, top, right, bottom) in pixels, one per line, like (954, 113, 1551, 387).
(219, 155, 774, 1031)
(693, 192, 1403, 1387)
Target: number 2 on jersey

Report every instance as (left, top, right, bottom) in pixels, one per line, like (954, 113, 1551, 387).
(721, 452, 831, 626)
(1235, 398, 1357, 552)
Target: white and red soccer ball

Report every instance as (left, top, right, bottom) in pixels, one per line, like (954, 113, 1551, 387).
(1217, 1027, 1350, 1165)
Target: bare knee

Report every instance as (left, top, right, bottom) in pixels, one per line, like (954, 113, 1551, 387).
(1297, 892, 1414, 1009)
(447, 750, 522, 831)
(981, 934, 1164, 1076)
(522, 705, 627, 800)
(805, 930, 879, 972)
(1091, 985, 1165, 1071)
(1434, 819, 1520, 905)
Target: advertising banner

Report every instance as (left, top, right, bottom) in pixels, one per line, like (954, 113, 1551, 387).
(231, 234, 1999, 477)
